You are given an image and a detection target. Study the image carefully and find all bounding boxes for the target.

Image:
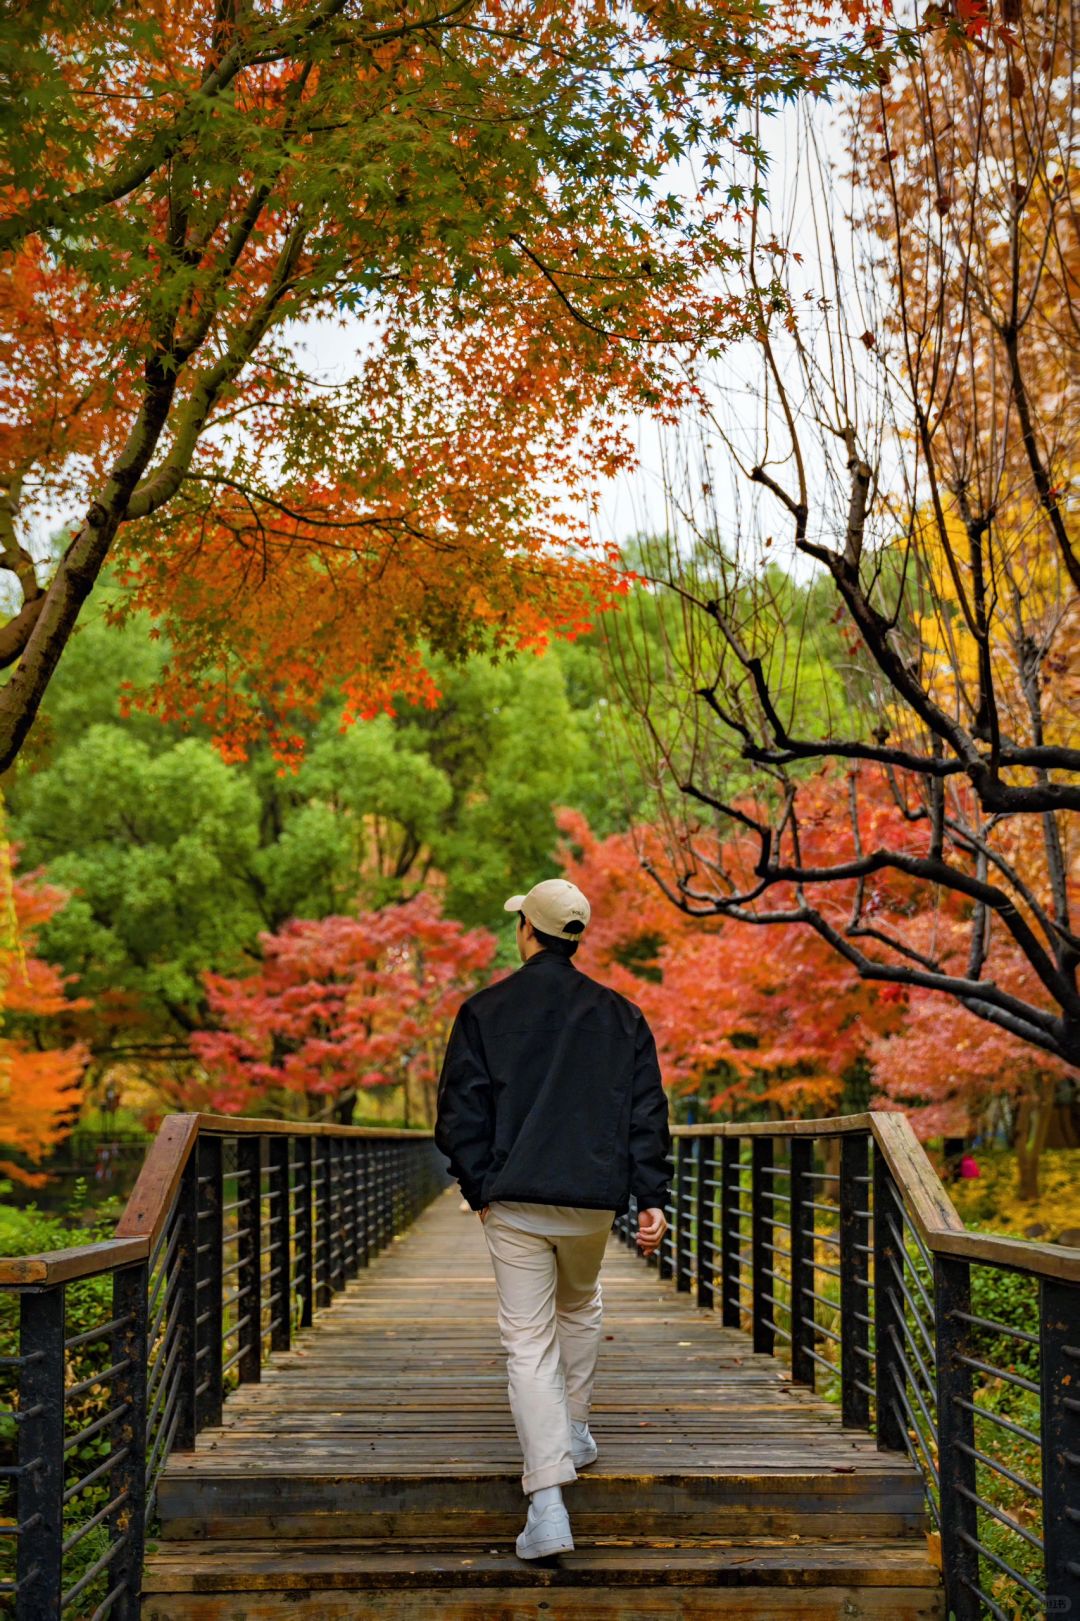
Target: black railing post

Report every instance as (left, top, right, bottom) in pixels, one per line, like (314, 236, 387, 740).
(674, 1135, 691, 1292)
(295, 1136, 314, 1328)
(1041, 1276, 1080, 1618)
(174, 1147, 200, 1449)
(359, 1137, 370, 1249)
(871, 1145, 906, 1453)
(377, 1143, 390, 1254)
(696, 1134, 715, 1310)
(654, 1137, 673, 1278)
(934, 1254, 980, 1621)
(361, 1138, 372, 1257)
(111, 1260, 148, 1621)
(330, 1136, 346, 1293)
(621, 1194, 637, 1252)
(343, 1138, 359, 1279)
(789, 1136, 814, 1387)
(236, 1134, 262, 1382)
(720, 1135, 742, 1328)
(17, 1285, 65, 1621)
(267, 1135, 291, 1353)
(368, 1141, 380, 1258)
(839, 1132, 870, 1429)
(411, 1140, 421, 1217)
(358, 1138, 371, 1268)
(316, 1137, 332, 1307)
(409, 1140, 421, 1221)
(196, 1132, 223, 1430)
(340, 1136, 352, 1278)
(751, 1136, 774, 1355)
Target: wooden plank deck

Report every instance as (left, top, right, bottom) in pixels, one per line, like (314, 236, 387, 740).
(145, 1185, 943, 1617)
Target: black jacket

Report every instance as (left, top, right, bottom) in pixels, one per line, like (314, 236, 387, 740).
(434, 950, 672, 1217)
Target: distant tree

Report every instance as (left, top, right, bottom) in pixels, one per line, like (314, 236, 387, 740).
(12, 726, 266, 1050)
(190, 894, 495, 1125)
(563, 790, 1071, 1195)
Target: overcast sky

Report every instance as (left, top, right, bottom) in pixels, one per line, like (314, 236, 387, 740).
(290, 95, 852, 580)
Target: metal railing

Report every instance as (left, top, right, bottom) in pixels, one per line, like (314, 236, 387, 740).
(4, 1104, 1076, 1619)
(0, 1115, 448, 1619)
(614, 1113, 1080, 1621)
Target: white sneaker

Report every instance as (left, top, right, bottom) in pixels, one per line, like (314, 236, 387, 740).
(515, 1499, 575, 1559)
(571, 1419, 598, 1468)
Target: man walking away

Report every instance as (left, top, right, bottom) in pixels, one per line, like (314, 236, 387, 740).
(434, 878, 672, 1561)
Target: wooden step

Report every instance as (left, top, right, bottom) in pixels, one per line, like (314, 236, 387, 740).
(142, 1535, 944, 1619)
(157, 1463, 927, 1542)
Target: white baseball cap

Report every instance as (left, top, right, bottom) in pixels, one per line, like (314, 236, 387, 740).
(504, 878, 591, 940)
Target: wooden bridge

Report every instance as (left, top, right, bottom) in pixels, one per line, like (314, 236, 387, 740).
(1, 1114, 1078, 1619)
(143, 1187, 936, 1617)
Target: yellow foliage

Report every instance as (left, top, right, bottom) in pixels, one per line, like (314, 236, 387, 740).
(951, 1147, 1080, 1240)
(911, 498, 1080, 758)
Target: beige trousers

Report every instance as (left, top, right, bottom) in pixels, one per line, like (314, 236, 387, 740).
(482, 1208, 610, 1493)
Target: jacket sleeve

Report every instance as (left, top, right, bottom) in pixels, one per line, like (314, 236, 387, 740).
(627, 1012, 672, 1209)
(434, 1002, 495, 1211)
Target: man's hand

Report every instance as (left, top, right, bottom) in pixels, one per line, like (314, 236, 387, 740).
(636, 1207, 668, 1255)
(478, 1205, 490, 1224)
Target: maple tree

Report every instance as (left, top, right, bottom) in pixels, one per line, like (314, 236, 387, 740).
(189, 893, 495, 1124)
(0, 827, 90, 1183)
(0, 0, 890, 774)
(611, 0, 1080, 1069)
(556, 784, 907, 1121)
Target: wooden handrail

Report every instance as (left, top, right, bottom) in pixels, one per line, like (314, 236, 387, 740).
(114, 1112, 200, 1248)
(671, 1111, 1080, 1283)
(0, 1236, 151, 1287)
(4, 1106, 1074, 1284)
(0, 1112, 437, 1286)
(189, 1114, 436, 1140)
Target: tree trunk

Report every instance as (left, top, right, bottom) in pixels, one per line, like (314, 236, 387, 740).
(333, 1085, 357, 1127)
(1014, 1087, 1054, 1202)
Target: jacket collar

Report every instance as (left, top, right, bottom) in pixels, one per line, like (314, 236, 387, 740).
(521, 950, 577, 971)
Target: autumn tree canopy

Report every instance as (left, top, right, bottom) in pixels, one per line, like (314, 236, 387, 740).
(0, 0, 888, 774)
(613, 0, 1080, 1068)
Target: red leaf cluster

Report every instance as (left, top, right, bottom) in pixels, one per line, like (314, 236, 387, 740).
(190, 894, 495, 1119)
(558, 762, 1074, 1130)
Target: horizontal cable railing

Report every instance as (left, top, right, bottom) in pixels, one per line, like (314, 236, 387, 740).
(0, 1115, 449, 1620)
(614, 1113, 1079, 1621)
